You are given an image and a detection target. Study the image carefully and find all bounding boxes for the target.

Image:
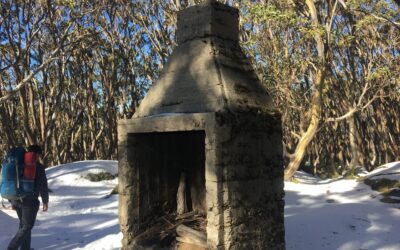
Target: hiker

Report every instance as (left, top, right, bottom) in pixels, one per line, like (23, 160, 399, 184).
(7, 145, 49, 250)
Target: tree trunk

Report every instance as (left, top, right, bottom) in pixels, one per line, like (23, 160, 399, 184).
(284, 70, 324, 180)
(347, 114, 360, 172)
(284, 0, 327, 181)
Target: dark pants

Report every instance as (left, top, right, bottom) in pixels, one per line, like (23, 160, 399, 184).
(7, 198, 40, 250)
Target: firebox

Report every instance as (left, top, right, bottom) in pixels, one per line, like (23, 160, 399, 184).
(128, 131, 206, 218)
(118, 1, 285, 249)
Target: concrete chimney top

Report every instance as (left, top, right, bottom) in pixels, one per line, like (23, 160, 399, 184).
(176, 0, 239, 44)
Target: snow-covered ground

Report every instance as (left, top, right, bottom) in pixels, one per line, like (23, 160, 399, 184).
(285, 162, 400, 250)
(1, 161, 399, 250)
(0, 161, 122, 250)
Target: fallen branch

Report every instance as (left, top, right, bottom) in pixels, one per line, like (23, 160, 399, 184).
(176, 224, 207, 248)
(176, 211, 196, 220)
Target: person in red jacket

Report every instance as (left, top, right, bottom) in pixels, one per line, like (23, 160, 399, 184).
(7, 145, 49, 250)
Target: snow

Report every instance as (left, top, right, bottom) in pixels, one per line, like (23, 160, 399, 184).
(1, 160, 399, 250)
(0, 161, 122, 250)
(285, 161, 400, 250)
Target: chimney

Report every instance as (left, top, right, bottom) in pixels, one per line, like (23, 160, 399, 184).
(176, 0, 239, 44)
(118, 1, 285, 249)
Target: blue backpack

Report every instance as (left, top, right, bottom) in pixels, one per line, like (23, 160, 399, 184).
(0, 147, 35, 200)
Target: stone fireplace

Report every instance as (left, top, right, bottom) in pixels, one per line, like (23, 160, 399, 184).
(118, 1, 285, 249)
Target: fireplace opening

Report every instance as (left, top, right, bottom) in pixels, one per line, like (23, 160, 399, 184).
(127, 130, 207, 248)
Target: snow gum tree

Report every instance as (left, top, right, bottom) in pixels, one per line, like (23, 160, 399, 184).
(0, 0, 398, 176)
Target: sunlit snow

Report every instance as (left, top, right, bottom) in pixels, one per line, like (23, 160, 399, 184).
(1, 161, 399, 250)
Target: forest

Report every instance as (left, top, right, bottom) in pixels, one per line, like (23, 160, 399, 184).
(0, 0, 399, 180)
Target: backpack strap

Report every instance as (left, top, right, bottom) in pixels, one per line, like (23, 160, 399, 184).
(15, 161, 20, 189)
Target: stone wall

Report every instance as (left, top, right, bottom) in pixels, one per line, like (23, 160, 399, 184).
(206, 110, 285, 250)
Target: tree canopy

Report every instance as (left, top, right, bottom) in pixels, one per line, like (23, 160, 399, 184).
(0, 0, 398, 179)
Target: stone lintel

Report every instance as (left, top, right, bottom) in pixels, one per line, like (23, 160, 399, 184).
(118, 112, 213, 135)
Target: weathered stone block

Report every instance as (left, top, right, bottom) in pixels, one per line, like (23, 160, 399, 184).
(177, 0, 239, 44)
